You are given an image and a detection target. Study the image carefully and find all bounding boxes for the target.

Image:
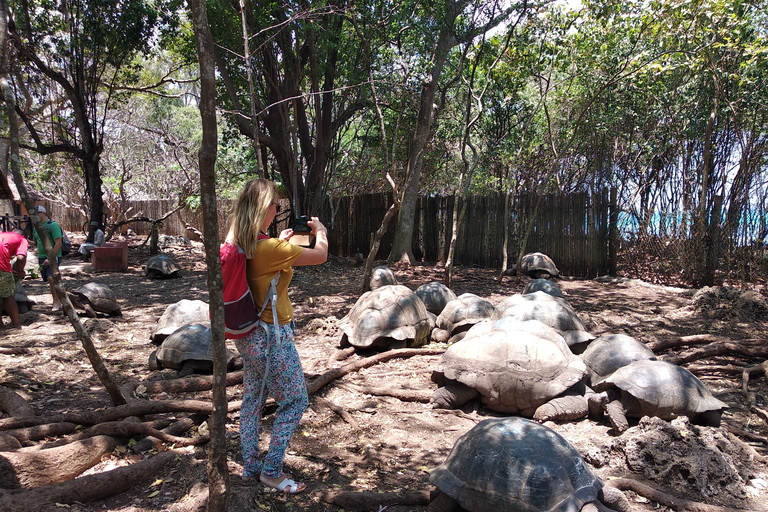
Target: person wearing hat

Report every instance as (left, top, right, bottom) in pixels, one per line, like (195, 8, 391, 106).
(31, 206, 63, 312)
(0, 229, 28, 329)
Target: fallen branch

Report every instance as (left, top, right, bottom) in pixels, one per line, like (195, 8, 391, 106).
(660, 340, 768, 366)
(0, 448, 184, 511)
(120, 371, 244, 400)
(306, 347, 445, 395)
(0, 346, 27, 355)
(341, 382, 433, 403)
(647, 334, 742, 353)
(605, 478, 762, 512)
(322, 489, 432, 510)
(131, 417, 196, 453)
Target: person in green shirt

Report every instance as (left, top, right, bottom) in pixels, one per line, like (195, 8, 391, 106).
(31, 206, 63, 312)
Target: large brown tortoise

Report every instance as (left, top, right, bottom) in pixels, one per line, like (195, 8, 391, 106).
(432, 293, 498, 345)
(431, 317, 590, 422)
(338, 285, 432, 350)
(428, 417, 630, 512)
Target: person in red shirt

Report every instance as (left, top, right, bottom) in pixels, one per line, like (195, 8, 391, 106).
(0, 230, 29, 329)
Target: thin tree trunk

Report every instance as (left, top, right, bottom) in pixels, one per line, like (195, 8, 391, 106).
(187, 0, 229, 508)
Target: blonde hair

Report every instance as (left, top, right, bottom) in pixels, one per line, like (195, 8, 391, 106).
(227, 179, 277, 258)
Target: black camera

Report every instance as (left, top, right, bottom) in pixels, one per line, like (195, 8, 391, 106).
(292, 215, 311, 233)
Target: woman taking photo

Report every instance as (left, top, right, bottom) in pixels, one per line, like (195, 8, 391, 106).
(227, 179, 328, 494)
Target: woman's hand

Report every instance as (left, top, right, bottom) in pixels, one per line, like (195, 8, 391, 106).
(307, 217, 327, 235)
(279, 229, 294, 241)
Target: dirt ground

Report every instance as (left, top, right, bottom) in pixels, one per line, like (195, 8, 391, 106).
(1, 233, 767, 512)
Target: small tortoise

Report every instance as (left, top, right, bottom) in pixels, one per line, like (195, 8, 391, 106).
(432, 317, 590, 421)
(432, 293, 498, 345)
(338, 285, 432, 350)
(415, 282, 457, 316)
(68, 282, 121, 317)
(496, 291, 594, 352)
(523, 278, 564, 298)
(428, 417, 630, 512)
(580, 333, 656, 387)
(519, 252, 560, 279)
(590, 359, 728, 433)
(150, 322, 239, 376)
(369, 265, 398, 290)
(151, 299, 210, 345)
(144, 254, 181, 279)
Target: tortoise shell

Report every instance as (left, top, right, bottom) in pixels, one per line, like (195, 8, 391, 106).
(414, 282, 457, 316)
(155, 322, 235, 371)
(69, 282, 121, 316)
(496, 291, 594, 350)
(429, 417, 603, 512)
(151, 299, 210, 345)
(369, 265, 398, 290)
(523, 278, 564, 298)
(433, 293, 498, 344)
(144, 254, 181, 279)
(338, 285, 431, 349)
(520, 252, 560, 279)
(580, 333, 656, 387)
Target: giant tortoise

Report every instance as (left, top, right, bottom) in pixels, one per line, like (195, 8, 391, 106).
(150, 322, 239, 376)
(428, 417, 629, 512)
(519, 252, 560, 279)
(68, 282, 121, 317)
(338, 285, 432, 350)
(590, 359, 728, 433)
(151, 299, 210, 345)
(432, 293, 498, 345)
(431, 317, 590, 422)
(496, 291, 594, 352)
(144, 254, 181, 279)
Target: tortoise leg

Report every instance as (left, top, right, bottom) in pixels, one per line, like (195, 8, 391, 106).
(148, 350, 160, 371)
(533, 393, 588, 422)
(84, 304, 97, 318)
(177, 362, 196, 378)
(604, 399, 629, 433)
(431, 380, 479, 409)
(427, 491, 462, 512)
(599, 485, 632, 512)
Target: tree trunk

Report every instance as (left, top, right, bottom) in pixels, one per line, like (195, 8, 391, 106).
(187, 0, 230, 508)
(389, 21, 457, 265)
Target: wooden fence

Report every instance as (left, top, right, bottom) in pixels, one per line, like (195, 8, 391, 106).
(44, 189, 612, 278)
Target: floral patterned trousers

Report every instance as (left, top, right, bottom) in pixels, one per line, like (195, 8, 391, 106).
(235, 322, 308, 479)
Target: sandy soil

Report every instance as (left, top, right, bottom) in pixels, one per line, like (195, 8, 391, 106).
(1, 234, 767, 512)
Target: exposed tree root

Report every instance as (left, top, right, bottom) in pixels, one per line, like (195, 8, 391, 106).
(3, 422, 80, 445)
(0, 399, 241, 432)
(131, 417, 196, 453)
(0, 435, 117, 488)
(721, 422, 768, 462)
(0, 386, 35, 417)
(604, 478, 762, 512)
(0, 448, 184, 511)
(321, 488, 432, 510)
(647, 334, 739, 352)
